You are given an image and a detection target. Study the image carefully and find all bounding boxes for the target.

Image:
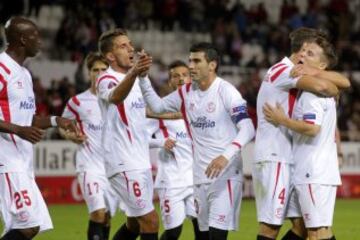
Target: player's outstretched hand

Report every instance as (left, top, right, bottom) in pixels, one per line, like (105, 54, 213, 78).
(291, 64, 320, 78)
(263, 102, 286, 126)
(205, 155, 229, 179)
(132, 50, 152, 77)
(16, 126, 45, 144)
(56, 117, 82, 138)
(60, 128, 87, 144)
(164, 138, 176, 151)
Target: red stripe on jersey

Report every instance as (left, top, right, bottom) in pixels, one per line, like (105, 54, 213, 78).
(227, 180, 233, 206)
(186, 83, 192, 93)
(5, 173, 13, 200)
(288, 89, 298, 117)
(72, 96, 80, 106)
(232, 142, 241, 148)
(270, 66, 288, 82)
(96, 75, 118, 88)
(178, 87, 192, 140)
(159, 119, 169, 138)
(0, 74, 17, 147)
(308, 184, 316, 205)
(304, 120, 315, 125)
(0, 62, 11, 75)
(272, 162, 281, 199)
(66, 103, 85, 135)
(116, 103, 132, 143)
(270, 63, 285, 71)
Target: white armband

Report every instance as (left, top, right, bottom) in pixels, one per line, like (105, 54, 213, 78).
(50, 116, 58, 127)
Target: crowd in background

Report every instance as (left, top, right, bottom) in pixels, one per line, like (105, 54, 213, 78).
(0, 0, 359, 140)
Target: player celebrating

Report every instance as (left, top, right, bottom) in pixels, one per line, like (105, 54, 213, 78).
(254, 28, 350, 240)
(60, 52, 119, 240)
(263, 38, 341, 240)
(96, 29, 158, 240)
(147, 60, 200, 240)
(0, 17, 79, 240)
(139, 42, 255, 240)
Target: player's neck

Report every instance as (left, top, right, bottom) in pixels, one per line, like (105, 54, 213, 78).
(90, 84, 97, 95)
(6, 48, 26, 66)
(198, 74, 216, 91)
(111, 64, 128, 74)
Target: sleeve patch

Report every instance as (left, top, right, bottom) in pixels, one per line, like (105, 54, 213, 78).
(231, 105, 249, 124)
(303, 113, 316, 120)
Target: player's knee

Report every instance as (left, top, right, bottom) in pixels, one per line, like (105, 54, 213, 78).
(90, 208, 107, 223)
(138, 210, 159, 231)
(161, 225, 182, 240)
(21, 226, 40, 239)
(258, 222, 281, 239)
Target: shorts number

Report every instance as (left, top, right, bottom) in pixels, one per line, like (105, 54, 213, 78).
(164, 199, 170, 213)
(87, 182, 99, 196)
(278, 188, 286, 205)
(133, 182, 142, 197)
(14, 190, 32, 209)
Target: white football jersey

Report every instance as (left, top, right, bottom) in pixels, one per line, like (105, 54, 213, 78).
(148, 118, 193, 188)
(291, 92, 341, 185)
(0, 52, 36, 173)
(255, 57, 300, 163)
(97, 67, 150, 176)
(62, 90, 105, 173)
(141, 77, 251, 184)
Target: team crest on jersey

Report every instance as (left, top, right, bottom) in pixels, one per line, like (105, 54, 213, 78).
(275, 207, 283, 218)
(217, 215, 226, 223)
(136, 199, 146, 209)
(16, 81, 24, 89)
(17, 210, 30, 222)
(206, 102, 216, 113)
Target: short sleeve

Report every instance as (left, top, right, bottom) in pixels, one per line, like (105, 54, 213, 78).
(300, 93, 325, 126)
(96, 75, 118, 102)
(268, 65, 299, 90)
(221, 82, 249, 125)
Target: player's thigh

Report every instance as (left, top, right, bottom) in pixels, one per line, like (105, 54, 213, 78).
(184, 187, 197, 219)
(252, 161, 292, 225)
(0, 173, 52, 233)
(193, 183, 210, 231)
(78, 172, 108, 214)
(208, 179, 243, 231)
(157, 188, 187, 230)
(295, 184, 337, 228)
(109, 169, 154, 217)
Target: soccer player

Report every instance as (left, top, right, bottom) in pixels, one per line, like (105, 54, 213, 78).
(147, 60, 200, 240)
(96, 29, 158, 240)
(0, 17, 79, 240)
(263, 38, 341, 240)
(139, 42, 255, 240)
(60, 52, 119, 240)
(254, 28, 350, 240)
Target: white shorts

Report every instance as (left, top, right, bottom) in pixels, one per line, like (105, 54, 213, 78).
(77, 171, 120, 217)
(109, 169, 154, 217)
(287, 184, 337, 228)
(0, 172, 53, 235)
(252, 162, 292, 225)
(194, 179, 242, 231)
(157, 186, 196, 230)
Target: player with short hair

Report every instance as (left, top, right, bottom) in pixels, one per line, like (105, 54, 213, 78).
(60, 52, 119, 240)
(139, 42, 255, 240)
(0, 17, 79, 240)
(147, 60, 201, 240)
(263, 37, 341, 240)
(254, 28, 350, 240)
(96, 28, 158, 240)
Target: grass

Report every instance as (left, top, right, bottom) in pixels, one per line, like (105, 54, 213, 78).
(1, 199, 359, 239)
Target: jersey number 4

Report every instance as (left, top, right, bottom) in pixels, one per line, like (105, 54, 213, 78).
(278, 188, 286, 205)
(14, 190, 32, 209)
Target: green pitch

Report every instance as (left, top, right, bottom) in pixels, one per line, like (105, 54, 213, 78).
(1, 199, 359, 239)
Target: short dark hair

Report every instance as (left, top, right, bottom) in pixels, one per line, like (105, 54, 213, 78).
(98, 28, 127, 56)
(85, 52, 108, 70)
(168, 60, 188, 71)
(315, 36, 338, 69)
(289, 27, 318, 53)
(190, 42, 220, 71)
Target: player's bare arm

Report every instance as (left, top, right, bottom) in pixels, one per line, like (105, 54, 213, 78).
(263, 102, 320, 137)
(0, 119, 45, 143)
(146, 108, 183, 120)
(291, 64, 351, 89)
(296, 74, 339, 97)
(109, 52, 152, 104)
(58, 127, 87, 144)
(32, 115, 81, 136)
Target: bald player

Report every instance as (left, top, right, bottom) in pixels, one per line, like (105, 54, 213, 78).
(0, 17, 80, 240)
